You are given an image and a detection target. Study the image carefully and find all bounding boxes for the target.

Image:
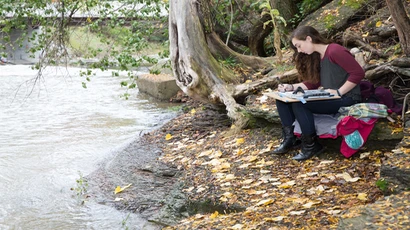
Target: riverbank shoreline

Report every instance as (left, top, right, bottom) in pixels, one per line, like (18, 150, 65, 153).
(88, 95, 409, 229)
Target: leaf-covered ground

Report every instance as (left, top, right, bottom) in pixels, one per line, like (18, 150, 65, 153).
(142, 98, 407, 229)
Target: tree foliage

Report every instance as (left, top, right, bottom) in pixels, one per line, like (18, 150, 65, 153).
(0, 0, 168, 94)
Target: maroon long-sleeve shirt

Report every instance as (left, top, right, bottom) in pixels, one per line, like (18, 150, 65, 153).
(304, 43, 365, 101)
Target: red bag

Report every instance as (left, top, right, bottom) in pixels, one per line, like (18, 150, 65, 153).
(336, 116, 378, 158)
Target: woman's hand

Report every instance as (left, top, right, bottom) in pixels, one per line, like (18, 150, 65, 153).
(278, 84, 294, 92)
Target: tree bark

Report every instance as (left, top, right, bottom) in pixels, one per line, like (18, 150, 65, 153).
(248, 0, 297, 56)
(169, 0, 258, 128)
(248, 14, 272, 57)
(386, 0, 410, 56)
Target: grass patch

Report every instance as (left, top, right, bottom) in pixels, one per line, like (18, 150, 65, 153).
(68, 26, 167, 58)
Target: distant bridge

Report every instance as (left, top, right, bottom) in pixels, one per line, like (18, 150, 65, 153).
(0, 2, 168, 64)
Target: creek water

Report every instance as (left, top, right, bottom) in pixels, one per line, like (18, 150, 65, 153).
(0, 65, 178, 229)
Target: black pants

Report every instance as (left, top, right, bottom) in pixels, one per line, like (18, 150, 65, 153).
(276, 96, 357, 135)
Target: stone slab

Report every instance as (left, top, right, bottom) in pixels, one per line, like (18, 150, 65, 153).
(137, 73, 180, 101)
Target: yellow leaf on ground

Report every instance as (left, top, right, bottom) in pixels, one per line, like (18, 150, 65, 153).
(231, 224, 243, 229)
(210, 211, 219, 219)
(222, 192, 233, 198)
(319, 160, 334, 165)
(225, 174, 236, 180)
(357, 193, 368, 201)
(114, 183, 132, 194)
(260, 143, 274, 153)
(239, 163, 250, 169)
(391, 127, 403, 134)
(289, 210, 306, 215)
(197, 187, 207, 193)
(302, 200, 322, 208)
(279, 180, 296, 188)
(265, 216, 286, 222)
(375, 21, 382, 27)
(165, 133, 173, 140)
(198, 149, 213, 157)
(219, 196, 228, 202)
(360, 152, 371, 159)
(220, 162, 231, 169)
(248, 155, 258, 162)
(236, 138, 245, 145)
(256, 198, 274, 206)
(212, 150, 223, 158)
(190, 108, 196, 114)
(336, 172, 360, 182)
(242, 179, 254, 185)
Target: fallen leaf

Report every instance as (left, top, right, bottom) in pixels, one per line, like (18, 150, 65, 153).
(278, 180, 296, 188)
(260, 143, 274, 153)
(191, 108, 196, 114)
(212, 150, 223, 158)
(256, 198, 274, 206)
(360, 152, 371, 159)
(222, 192, 233, 198)
(197, 187, 206, 193)
(242, 179, 254, 185)
(289, 210, 306, 215)
(357, 193, 368, 201)
(391, 127, 403, 134)
(231, 224, 243, 229)
(225, 174, 236, 180)
(236, 138, 245, 145)
(198, 150, 213, 157)
(336, 172, 360, 182)
(220, 162, 231, 169)
(210, 211, 219, 219)
(239, 163, 251, 169)
(165, 133, 173, 140)
(256, 95, 268, 103)
(114, 183, 132, 194)
(319, 160, 334, 165)
(248, 156, 258, 162)
(302, 200, 322, 208)
(236, 149, 244, 155)
(265, 216, 286, 222)
(184, 186, 195, 192)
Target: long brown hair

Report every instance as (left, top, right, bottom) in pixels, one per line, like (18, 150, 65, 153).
(289, 26, 330, 84)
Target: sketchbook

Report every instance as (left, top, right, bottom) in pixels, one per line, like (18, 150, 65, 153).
(264, 90, 340, 103)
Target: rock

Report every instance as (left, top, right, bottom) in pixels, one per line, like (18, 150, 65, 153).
(337, 191, 410, 229)
(379, 126, 410, 195)
(137, 73, 181, 101)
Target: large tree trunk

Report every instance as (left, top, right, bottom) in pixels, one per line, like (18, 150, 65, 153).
(170, 0, 266, 127)
(386, 0, 410, 56)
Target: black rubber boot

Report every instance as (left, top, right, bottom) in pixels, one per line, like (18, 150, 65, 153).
(271, 126, 301, 154)
(292, 134, 324, 161)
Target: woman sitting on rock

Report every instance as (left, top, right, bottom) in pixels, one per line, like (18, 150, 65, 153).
(271, 26, 365, 160)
